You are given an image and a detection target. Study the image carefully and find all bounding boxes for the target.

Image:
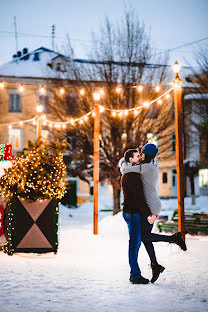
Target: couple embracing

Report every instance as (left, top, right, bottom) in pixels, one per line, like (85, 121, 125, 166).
(119, 143, 186, 285)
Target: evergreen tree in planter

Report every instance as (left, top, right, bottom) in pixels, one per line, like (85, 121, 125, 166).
(0, 139, 68, 255)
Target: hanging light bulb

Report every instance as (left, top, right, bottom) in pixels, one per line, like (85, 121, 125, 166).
(134, 109, 139, 116)
(116, 87, 122, 94)
(49, 123, 53, 128)
(124, 110, 129, 116)
(19, 121, 23, 126)
(92, 111, 95, 117)
(99, 105, 105, 113)
(60, 88, 65, 95)
(0, 81, 4, 88)
(144, 101, 150, 108)
(158, 99, 162, 104)
(33, 120, 36, 125)
(40, 86, 45, 95)
(100, 88, 104, 96)
(62, 124, 66, 129)
(79, 119, 84, 124)
(80, 88, 85, 96)
(19, 84, 24, 92)
(137, 85, 143, 92)
(155, 85, 160, 92)
(112, 111, 117, 117)
(119, 111, 123, 118)
(93, 92, 101, 101)
(71, 119, 75, 125)
(166, 94, 170, 99)
(84, 115, 88, 121)
(9, 125, 12, 129)
(36, 104, 43, 113)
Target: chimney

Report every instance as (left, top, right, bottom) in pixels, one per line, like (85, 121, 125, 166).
(23, 48, 28, 55)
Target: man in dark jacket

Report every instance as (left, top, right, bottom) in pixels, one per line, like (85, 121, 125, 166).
(121, 149, 152, 284)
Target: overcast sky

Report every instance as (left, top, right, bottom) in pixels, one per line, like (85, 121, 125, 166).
(0, 0, 207, 67)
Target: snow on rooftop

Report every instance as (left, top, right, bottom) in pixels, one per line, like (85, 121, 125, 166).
(0, 47, 66, 79)
(184, 93, 208, 100)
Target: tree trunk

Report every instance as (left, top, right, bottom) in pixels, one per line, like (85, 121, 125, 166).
(112, 185, 121, 215)
(190, 175, 196, 205)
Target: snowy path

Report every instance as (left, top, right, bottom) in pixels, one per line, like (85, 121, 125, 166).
(1, 191, 208, 312)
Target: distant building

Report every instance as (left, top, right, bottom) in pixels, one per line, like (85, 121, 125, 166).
(0, 47, 90, 204)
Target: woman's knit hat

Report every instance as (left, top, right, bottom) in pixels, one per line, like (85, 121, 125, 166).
(141, 143, 158, 156)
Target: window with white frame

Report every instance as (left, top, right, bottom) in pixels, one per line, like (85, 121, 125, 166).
(8, 128, 22, 151)
(8, 89, 22, 112)
(171, 133, 176, 154)
(38, 94, 50, 113)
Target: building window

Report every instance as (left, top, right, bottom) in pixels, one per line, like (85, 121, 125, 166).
(199, 169, 208, 187)
(38, 95, 50, 113)
(8, 128, 22, 151)
(66, 92, 78, 116)
(9, 94, 21, 112)
(171, 133, 176, 154)
(147, 102, 158, 118)
(162, 172, 168, 183)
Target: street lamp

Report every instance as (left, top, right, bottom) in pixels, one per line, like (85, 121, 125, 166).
(93, 92, 100, 235)
(172, 61, 185, 241)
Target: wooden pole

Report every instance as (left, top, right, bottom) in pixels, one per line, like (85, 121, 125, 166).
(173, 69, 185, 241)
(36, 115, 42, 140)
(93, 104, 100, 235)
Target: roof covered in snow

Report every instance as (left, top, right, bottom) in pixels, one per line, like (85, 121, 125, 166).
(0, 47, 68, 79)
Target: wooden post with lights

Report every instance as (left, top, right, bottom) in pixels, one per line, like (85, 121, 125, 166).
(173, 61, 185, 241)
(93, 95, 100, 235)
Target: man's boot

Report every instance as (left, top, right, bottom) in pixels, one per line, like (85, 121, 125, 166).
(151, 263, 165, 283)
(169, 232, 187, 251)
(129, 276, 149, 284)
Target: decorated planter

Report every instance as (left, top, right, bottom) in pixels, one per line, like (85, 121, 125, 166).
(4, 197, 59, 255)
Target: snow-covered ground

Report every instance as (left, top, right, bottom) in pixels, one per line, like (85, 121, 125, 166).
(1, 187, 208, 312)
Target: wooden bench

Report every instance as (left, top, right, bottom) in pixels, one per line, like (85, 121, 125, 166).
(157, 210, 208, 235)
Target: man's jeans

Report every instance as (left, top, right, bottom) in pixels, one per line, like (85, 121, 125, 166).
(123, 211, 141, 280)
(141, 216, 170, 264)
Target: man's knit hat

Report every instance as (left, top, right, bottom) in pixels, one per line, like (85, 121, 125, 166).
(141, 143, 158, 156)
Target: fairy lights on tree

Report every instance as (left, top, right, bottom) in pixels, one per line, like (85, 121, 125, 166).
(0, 139, 68, 202)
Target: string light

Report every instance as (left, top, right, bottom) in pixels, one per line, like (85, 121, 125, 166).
(36, 104, 43, 113)
(144, 101, 150, 108)
(60, 88, 65, 95)
(155, 85, 160, 92)
(93, 92, 101, 101)
(116, 87, 122, 94)
(158, 99, 162, 104)
(0, 81, 4, 88)
(137, 85, 143, 92)
(99, 105, 105, 113)
(112, 111, 116, 117)
(100, 88, 104, 96)
(19, 84, 24, 92)
(166, 94, 170, 99)
(40, 86, 45, 95)
(80, 88, 85, 96)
